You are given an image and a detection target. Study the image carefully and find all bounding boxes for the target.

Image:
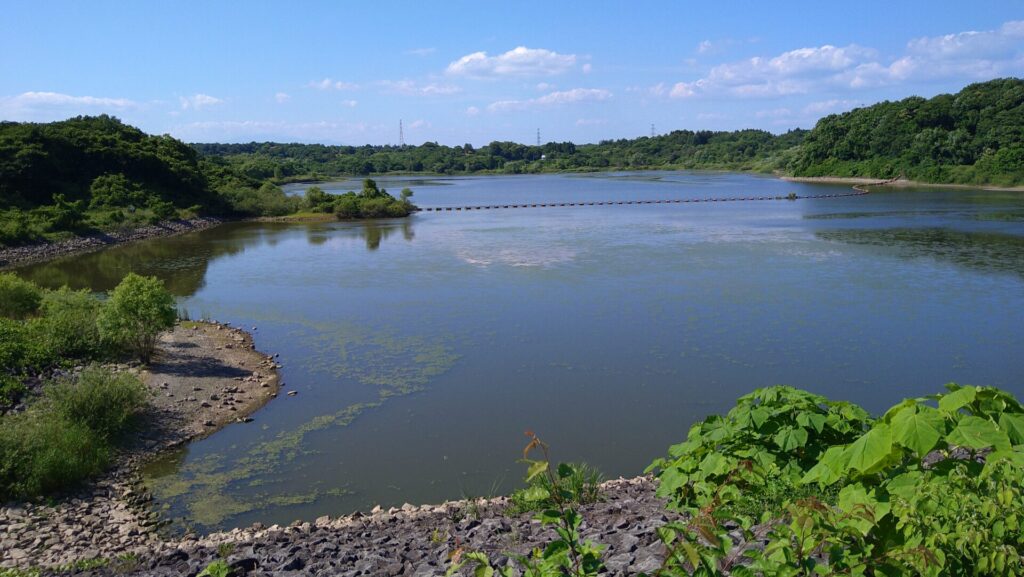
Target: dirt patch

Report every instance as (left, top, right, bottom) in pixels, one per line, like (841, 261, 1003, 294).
(141, 321, 281, 445)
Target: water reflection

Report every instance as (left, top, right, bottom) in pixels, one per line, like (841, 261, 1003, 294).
(15, 219, 417, 295)
(816, 228, 1024, 279)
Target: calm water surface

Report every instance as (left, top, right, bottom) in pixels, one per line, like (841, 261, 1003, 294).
(16, 172, 1024, 531)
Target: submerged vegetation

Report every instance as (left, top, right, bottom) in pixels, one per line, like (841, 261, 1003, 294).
(0, 272, 176, 500)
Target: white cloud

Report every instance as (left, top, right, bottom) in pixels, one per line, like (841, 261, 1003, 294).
(465, 106, 480, 116)
(697, 40, 714, 54)
(179, 94, 223, 110)
(274, 92, 291, 103)
(407, 119, 431, 129)
(341, 99, 358, 108)
(802, 99, 859, 116)
(668, 20, 1024, 99)
(488, 88, 612, 112)
(536, 82, 554, 91)
(405, 47, 436, 56)
(582, 63, 592, 74)
(0, 91, 137, 120)
(446, 46, 577, 77)
(380, 80, 461, 96)
(575, 118, 606, 126)
(309, 78, 359, 91)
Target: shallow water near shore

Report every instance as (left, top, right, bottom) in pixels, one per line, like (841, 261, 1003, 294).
(15, 171, 1024, 532)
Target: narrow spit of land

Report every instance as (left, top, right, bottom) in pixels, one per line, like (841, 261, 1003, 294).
(0, 321, 280, 570)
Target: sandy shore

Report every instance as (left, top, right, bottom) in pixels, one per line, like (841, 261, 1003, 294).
(0, 321, 281, 570)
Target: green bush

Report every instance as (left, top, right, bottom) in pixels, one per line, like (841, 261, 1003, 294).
(35, 286, 103, 359)
(0, 273, 43, 319)
(0, 411, 107, 500)
(0, 366, 148, 500)
(0, 374, 26, 406)
(44, 365, 148, 440)
(97, 273, 176, 363)
(0, 318, 30, 369)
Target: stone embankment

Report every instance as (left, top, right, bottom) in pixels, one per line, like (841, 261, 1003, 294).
(0, 217, 226, 270)
(0, 321, 280, 570)
(71, 477, 679, 577)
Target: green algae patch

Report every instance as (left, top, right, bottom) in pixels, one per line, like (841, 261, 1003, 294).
(142, 321, 459, 530)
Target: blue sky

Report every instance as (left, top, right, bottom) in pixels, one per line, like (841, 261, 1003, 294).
(2, 1, 1022, 146)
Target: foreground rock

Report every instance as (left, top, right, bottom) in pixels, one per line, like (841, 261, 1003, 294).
(0, 321, 280, 570)
(0, 217, 225, 270)
(70, 477, 677, 577)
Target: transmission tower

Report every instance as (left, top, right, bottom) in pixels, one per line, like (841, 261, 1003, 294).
(536, 128, 541, 147)
(651, 123, 655, 138)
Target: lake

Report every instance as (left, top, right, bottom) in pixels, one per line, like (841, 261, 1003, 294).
(15, 171, 1024, 532)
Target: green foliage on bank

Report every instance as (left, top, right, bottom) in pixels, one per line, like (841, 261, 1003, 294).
(303, 179, 416, 219)
(0, 365, 149, 500)
(793, 78, 1024, 185)
(647, 384, 1024, 576)
(0, 272, 176, 499)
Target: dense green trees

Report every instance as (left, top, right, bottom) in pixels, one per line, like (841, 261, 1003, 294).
(96, 273, 176, 363)
(793, 78, 1024, 185)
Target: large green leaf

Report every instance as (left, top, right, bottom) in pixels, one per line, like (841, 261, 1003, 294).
(844, 424, 893, 475)
(998, 413, 1024, 445)
(938, 386, 977, 415)
(801, 445, 848, 486)
(773, 426, 808, 452)
(946, 416, 1011, 451)
(891, 405, 945, 456)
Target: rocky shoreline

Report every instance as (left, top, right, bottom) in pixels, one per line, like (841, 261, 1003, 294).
(0, 217, 227, 270)
(0, 321, 281, 571)
(69, 477, 678, 577)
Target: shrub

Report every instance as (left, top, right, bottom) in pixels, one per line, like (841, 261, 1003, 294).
(0, 318, 30, 369)
(0, 273, 42, 319)
(0, 374, 26, 406)
(97, 273, 176, 363)
(509, 461, 603, 514)
(0, 366, 148, 500)
(0, 411, 107, 500)
(35, 286, 103, 359)
(44, 365, 148, 440)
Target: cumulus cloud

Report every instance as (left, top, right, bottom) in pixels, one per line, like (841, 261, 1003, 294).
(309, 78, 359, 91)
(446, 46, 577, 77)
(668, 20, 1024, 99)
(487, 88, 612, 112)
(179, 94, 223, 110)
(407, 119, 431, 129)
(465, 106, 480, 116)
(379, 80, 461, 96)
(0, 91, 137, 120)
(274, 92, 291, 103)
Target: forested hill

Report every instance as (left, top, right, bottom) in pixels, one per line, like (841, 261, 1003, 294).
(192, 79, 1024, 186)
(792, 78, 1024, 185)
(192, 128, 805, 179)
(0, 116, 297, 246)
(1, 115, 222, 211)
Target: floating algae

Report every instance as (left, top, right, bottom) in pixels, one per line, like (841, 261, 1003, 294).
(144, 321, 459, 530)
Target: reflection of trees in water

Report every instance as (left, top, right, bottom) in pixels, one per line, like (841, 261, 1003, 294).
(817, 228, 1024, 279)
(306, 219, 415, 251)
(15, 226, 252, 296)
(16, 219, 418, 297)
